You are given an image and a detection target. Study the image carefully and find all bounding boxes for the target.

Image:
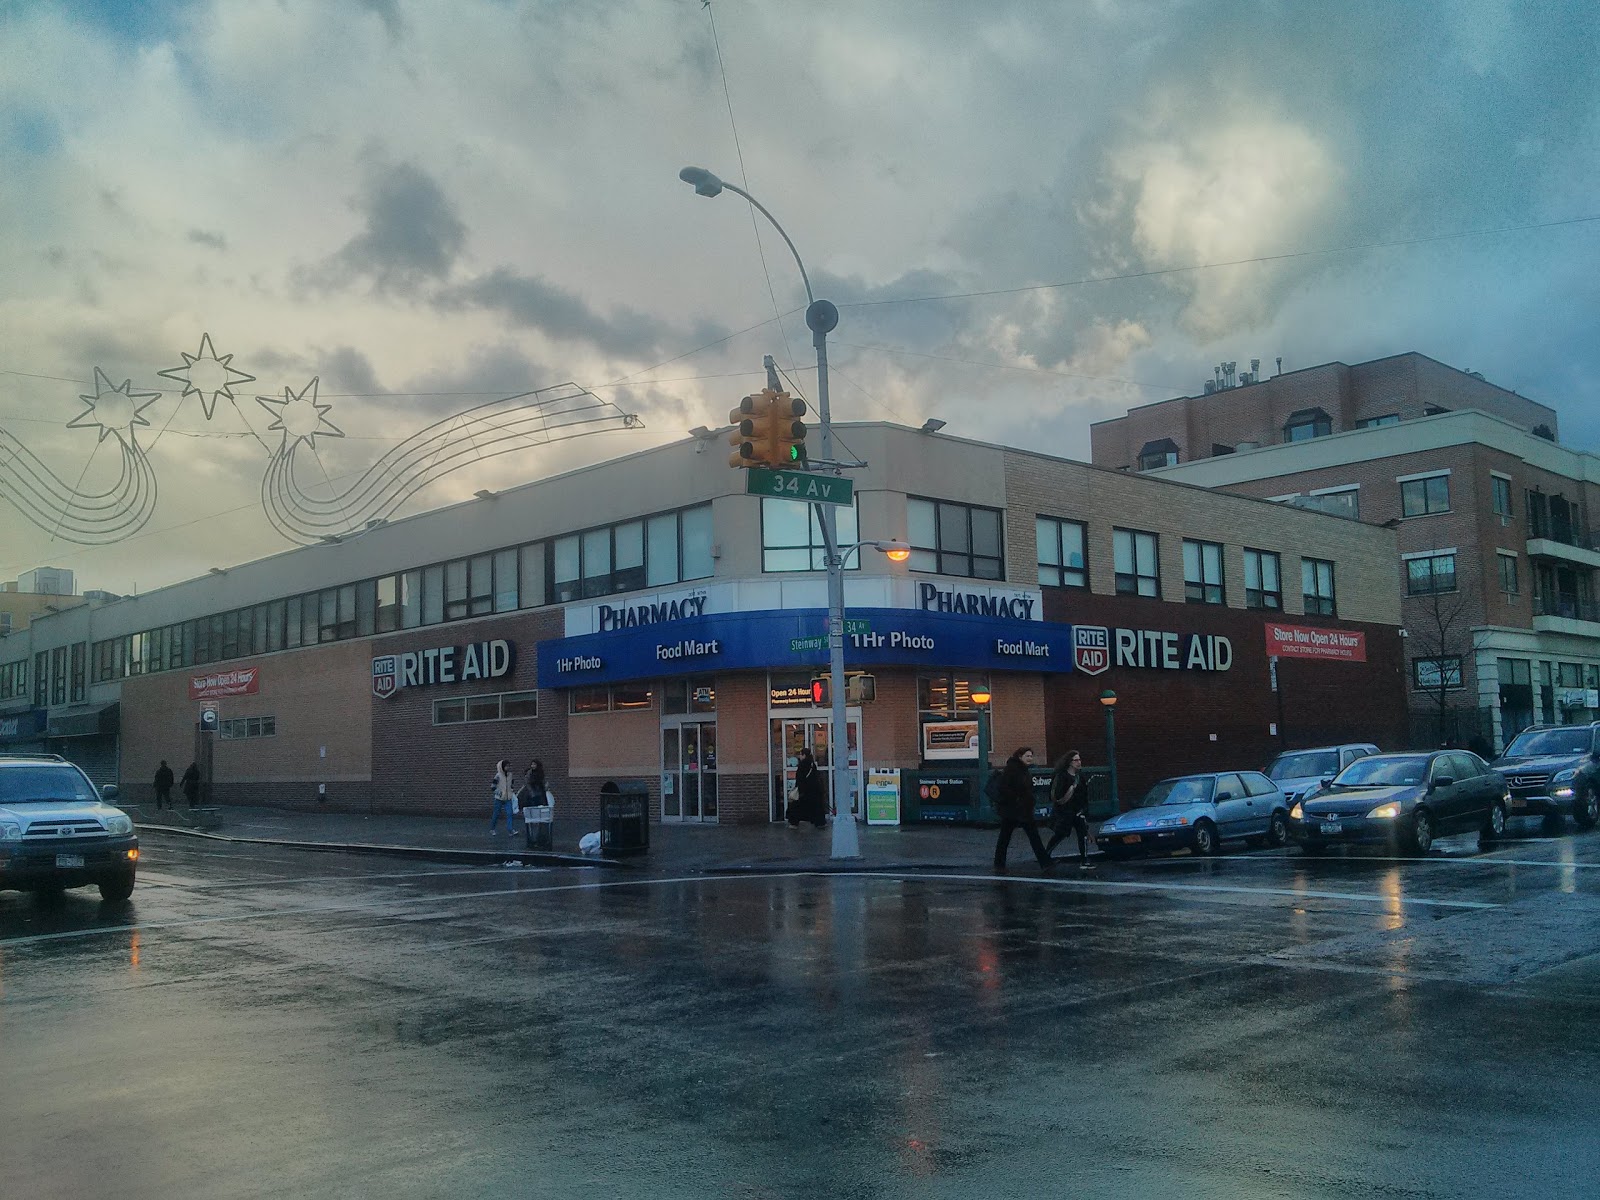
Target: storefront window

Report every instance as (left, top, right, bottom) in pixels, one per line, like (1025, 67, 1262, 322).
(570, 687, 611, 714)
(613, 683, 654, 710)
(689, 677, 716, 713)
(918, 672, 991, 716)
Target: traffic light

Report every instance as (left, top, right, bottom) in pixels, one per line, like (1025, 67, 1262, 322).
(809, 676, 830, 706)
(727, 393, 764, 468)
(767, 392, 807, 466)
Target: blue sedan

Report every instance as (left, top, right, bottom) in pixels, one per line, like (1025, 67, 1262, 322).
(1098, 771, 1291, 858)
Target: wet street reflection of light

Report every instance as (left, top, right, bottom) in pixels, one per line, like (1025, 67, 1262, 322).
(1557, 840, 1578, 894)
(1380, 868, 1405, 931)
(129, 929, 141, 973)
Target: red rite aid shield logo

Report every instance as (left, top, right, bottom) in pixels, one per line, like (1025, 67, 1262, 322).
(371, 655, 398, 699)
(1073, 626, 1110, 676)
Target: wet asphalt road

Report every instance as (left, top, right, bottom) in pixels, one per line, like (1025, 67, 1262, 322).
(4, 826, 1600, 1199)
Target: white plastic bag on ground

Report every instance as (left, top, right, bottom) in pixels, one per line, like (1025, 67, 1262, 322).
(578, 831, 603, 855)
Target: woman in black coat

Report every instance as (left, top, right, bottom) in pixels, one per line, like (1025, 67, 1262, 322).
(792, 747, 827, 829)
(992, 747, 1052, 873)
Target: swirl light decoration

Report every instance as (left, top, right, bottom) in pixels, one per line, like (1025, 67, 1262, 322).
(257, 377, 644, 544)
(0, 368, 160, 544)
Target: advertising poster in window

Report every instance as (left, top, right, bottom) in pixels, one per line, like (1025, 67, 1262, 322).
(922, 720, 979, 760)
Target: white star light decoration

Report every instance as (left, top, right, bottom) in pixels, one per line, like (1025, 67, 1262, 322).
(257, 376, 343, 450)
(158, 332, 256, 420)
(67, 367, 160, 447)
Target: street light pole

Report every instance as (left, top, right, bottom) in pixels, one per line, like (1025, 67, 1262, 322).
(1099, 689, 1119, 810)
(679, 166, 858, 857)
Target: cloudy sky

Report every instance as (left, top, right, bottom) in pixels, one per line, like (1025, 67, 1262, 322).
(2, 0, 1596, 594)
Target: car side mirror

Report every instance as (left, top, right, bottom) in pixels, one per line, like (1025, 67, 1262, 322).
(1320, 777, 1334, 789)
(1431, 776, 1454, 790)
(1215, 791, 1233, 802)
(101, 783, 120, 800)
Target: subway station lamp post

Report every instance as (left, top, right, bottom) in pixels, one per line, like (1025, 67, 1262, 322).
(679, 165, 860, 858)
(971, 687, 993, 817)
(1099, 689, 1119, 810)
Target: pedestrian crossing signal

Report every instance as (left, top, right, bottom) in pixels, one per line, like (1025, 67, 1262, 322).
(809, 676, 830, 706)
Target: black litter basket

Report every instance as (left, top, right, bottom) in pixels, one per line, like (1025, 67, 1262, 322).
(599, 781, 651, 856)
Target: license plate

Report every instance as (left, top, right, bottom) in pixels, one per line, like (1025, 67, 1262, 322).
(1121, 834, 1142, 845)
(1509, 798, 1525, 809)
(55, 853, 84, 868)
(1319, 822, 1342, 836)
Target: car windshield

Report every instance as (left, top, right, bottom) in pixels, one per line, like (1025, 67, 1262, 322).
(1138, 777, 1214, 807)
(1267, 750, 1340, 780)
(1332, 756, 1427, 787)
(1504, 728, 1592, 757)
(0, 765, 97, 804)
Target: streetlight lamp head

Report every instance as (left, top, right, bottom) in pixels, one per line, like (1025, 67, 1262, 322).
(920, 418, 947, 434)
(873, 539, 912, 562)
(1099, 689, 1118, 708)
(678, 166, 724, 197)
(970, 687, 992, 706)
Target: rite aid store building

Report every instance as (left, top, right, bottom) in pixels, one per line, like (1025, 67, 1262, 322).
(0, 424, 1407, 827)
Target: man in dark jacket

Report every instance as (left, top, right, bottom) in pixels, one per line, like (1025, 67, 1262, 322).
(790, 747, 827, 829)
(180, 762, 202, 808)
(153, 760, 175, 810)
(992, 747, 1052, 873)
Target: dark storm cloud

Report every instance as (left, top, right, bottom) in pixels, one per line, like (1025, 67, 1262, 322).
(305, 162, 467, 293)
(387, 342, 558, 419)
(317, 346, 383, 396)
(187, 228, 227, 250)
(439, 268, 727, 362)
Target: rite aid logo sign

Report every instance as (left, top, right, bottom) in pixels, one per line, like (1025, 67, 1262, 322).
(372, 656, 399, 698)
(1073, 626, 1110, 676)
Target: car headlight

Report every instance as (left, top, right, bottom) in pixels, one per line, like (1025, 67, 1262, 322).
(0, 820, 20, 842)
(1290, 802, 1303, 820)
(1552, 767, 1578, 784)
(1367, 802, 1402, 820)
(103, 814, 133, 835)
(1155, 816, 1190, 827)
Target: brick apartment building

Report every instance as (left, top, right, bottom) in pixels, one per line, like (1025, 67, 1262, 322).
(1, 423, 1405, 826)
(1092, 352, 1598, 750)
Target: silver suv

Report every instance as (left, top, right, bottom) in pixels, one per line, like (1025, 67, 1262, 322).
(0, 754, 139, 902)
(1265, 743, 1381, 806)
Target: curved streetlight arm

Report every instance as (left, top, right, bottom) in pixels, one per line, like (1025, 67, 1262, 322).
(714, 181, 815, 307)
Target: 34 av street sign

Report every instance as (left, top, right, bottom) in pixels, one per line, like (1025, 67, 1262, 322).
(745, 468, 853, 507)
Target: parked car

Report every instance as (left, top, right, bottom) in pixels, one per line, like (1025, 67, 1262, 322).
(1098, 771, 1290, 858)
(1288, 750, 1507, 856)
(1265, 743, 1380, 806)
(1489, 723, 1600, 832)
(0, 754, 139, 902)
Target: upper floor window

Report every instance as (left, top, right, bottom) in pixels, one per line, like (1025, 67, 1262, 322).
(1400, 472, 1450, 517)
(1037, 517, 1087, 588)
(907, 498, 1003, 579)
(551, 504, 713, 603)
(1497, 552, 1519, 596)
(1114, 528, 1159, 598)
(1137, 439, 1179, 470)
(1405, 551, 1457, 595)
(762, 497, 860, 572)
(1357, 414, 1400, 428)
(1284, 408, 1332, 442)
(1182, 539, 1224, 605)
(1310, 486, 1359, 520)
(1491, 476, 1513, 522)
(1244, 549, 1282, 610)
(1302, 558, 1336, 616)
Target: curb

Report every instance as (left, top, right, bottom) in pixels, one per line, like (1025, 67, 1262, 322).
(136, 822, 630, 869)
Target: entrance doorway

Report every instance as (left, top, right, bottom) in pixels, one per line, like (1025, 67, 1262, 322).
(661, 718, 717, 823)
(769, 711, 862, 823)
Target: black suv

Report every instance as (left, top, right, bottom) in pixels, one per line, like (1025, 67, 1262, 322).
(1490, 724, 1600, 832)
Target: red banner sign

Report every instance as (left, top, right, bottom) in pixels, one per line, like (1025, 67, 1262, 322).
(188, 666, 260, 700)
(1265, 622, 1367, 662)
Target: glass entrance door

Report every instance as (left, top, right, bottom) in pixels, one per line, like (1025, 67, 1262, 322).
(662, 718, 717, 823)
(770, 711, 862, 823)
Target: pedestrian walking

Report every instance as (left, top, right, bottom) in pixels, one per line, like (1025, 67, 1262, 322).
(180, 761, 201, 809)
(153, 760, 174, 810)
(489, 759, 518, 836)
(789, 746, 827, 829)
(520, 758, 548, 849)
(992, 747, 1052, 874)
(1044, 750, 1094, 868)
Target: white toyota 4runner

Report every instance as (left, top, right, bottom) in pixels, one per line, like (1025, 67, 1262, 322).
(0, 754, 139, 902)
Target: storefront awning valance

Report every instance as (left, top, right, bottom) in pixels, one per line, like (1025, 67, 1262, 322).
(46, 701, 119, 739)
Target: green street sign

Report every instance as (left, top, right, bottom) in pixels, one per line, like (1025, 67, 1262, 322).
(844, 619, 870, 636)
(746, 468, 853, 507)
(789, 636, 826, 652)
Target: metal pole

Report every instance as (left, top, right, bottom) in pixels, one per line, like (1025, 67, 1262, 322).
(976, 706, 991, 818)
(810, 300, 858, 858)
(1105, 707, 1119, 810)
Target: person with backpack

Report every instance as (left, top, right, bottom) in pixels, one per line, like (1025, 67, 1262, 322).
(992, 747, 1053, 874)
(1044, 749, 1094, 869)
(489, 759, 518, 836)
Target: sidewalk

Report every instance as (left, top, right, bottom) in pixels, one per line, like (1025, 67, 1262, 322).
(128, 805, 1098, 876)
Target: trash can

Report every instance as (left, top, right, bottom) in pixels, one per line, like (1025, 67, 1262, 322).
(599, 780, 650, 856)
(524, 793, 554, 851)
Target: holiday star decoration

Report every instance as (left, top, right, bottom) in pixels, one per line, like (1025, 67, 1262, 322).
(67, 367, 160, 447)
(256, 376, 344, 451)
(157, 333, 256, 420)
